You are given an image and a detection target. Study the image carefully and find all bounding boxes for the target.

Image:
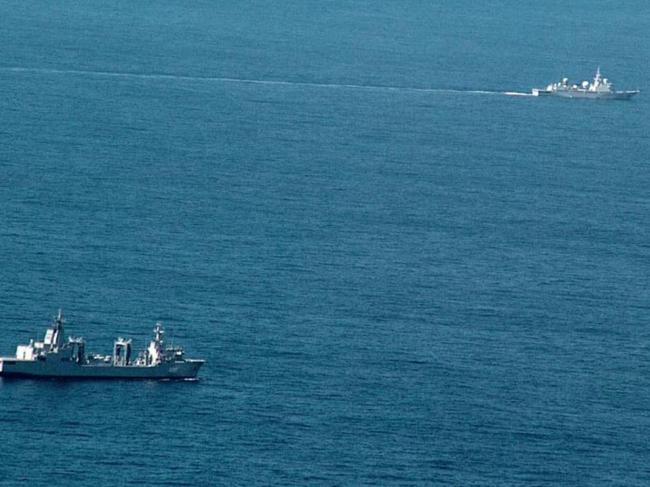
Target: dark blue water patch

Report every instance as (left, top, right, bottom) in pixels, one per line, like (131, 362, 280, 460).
(1, 0, 650, 485)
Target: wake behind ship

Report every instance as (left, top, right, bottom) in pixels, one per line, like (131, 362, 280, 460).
(0, 311, 204, 379)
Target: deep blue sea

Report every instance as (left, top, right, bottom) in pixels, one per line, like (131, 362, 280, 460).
(1, 1, 649, 485)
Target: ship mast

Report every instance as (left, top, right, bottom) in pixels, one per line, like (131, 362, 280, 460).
(44, 308, 65, 352)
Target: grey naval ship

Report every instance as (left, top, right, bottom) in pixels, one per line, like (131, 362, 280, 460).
(0, 311, 204, 379)
(532, 67, 639, 99)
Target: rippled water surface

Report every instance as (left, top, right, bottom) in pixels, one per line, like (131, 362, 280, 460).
(1, 1, 649, 485)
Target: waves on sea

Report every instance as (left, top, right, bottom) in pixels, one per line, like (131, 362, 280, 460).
(0, 0, 649, 485)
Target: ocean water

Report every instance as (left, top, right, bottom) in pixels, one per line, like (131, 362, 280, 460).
(1, 1, 649, 485)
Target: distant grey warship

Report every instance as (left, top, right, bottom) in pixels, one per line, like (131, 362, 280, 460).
(532, 67, 639, 99)
(0, 311, 204, 379)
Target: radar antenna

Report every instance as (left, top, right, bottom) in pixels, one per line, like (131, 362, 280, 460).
(54, 309, 65, 327)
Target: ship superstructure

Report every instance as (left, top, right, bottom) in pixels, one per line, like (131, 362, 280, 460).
(532, 67, 639, 99)
(0, 311, 204, 379)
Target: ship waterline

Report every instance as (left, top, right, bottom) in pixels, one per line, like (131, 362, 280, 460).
(532, 67, 639, 99)
(0, 311, 204, 379)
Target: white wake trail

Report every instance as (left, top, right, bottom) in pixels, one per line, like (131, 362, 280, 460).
(503, 91, 534, 97)
(1, 66, 530, 97)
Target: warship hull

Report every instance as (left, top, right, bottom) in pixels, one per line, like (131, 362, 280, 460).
(0, 357, 204, 379)
(533, 68, 639, 100)
(1, 311, 205, 380)
(532, 89, 639, 100)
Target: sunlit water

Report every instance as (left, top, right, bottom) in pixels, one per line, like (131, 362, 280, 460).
(0, 1, 649, 485)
